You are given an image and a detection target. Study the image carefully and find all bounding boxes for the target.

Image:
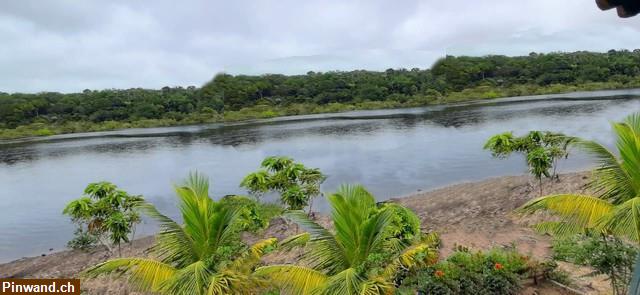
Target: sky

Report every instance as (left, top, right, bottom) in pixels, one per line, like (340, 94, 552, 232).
(1, 0, 639, 93)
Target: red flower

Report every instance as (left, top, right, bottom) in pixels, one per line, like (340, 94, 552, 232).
(494, 263, 504, 270)
(434, 270, 445, 278)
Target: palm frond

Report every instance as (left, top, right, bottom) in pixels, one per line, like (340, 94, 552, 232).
(230, 238, 278, 271)
(382, 243, 438, 280)
(255, 265, 328, 295)
(159, 260, 211, 295)
(138, 202, 196, 267)
(611, 122, 640, 196)
(173, 185, 241, 260)
(285, 210, 348, 274)
(624, 112, 640, 135)
(280, 232, 310, 250)
(83, 258, 176, 292)
(207, 270, 263, 295)
(320, 268, 365, 295)
(184, 171, 211, 199)
(599, 197, 640, 242)
(519, 194, 613, 234)
(204, 205, 242, 258)
(360, 277, 395, 295)
(574, 139, 636, 204)
(353, 208, 395, 266)
(328, 185, 377, 266)
(533, 221, 588, 237)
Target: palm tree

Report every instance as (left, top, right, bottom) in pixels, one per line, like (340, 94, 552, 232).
(84, 172, 277, 295)
(520, 113, 640, 241)
(256, 184, 438, 295)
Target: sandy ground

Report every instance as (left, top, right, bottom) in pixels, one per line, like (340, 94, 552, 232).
(0, 172, 611, 294)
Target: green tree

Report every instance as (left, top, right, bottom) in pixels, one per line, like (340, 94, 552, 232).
(240, 156, 326, 211)
(256, 185, 439, 295)
(84, 172, 278, 295)
(484, 131, 574, 195)
(62, 182, 143, 255)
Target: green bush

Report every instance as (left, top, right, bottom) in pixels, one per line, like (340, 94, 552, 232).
(399, 248, 529, 295)
(218, 195, 283, 232)
(552, 234, 638, 295)
(67, 227, 98, 250)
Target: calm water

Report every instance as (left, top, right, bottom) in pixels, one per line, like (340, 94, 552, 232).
(1, 89, 640, 262)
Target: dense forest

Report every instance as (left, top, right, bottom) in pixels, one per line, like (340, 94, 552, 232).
(2, 49, 640, 139)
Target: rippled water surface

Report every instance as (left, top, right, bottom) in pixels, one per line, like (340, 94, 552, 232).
(1, 89, 640, 262)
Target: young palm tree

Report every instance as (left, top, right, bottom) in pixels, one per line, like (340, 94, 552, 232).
(519, 113, 640, 241)
(84, 172, 277, 295)
(256, 184, 438, 295)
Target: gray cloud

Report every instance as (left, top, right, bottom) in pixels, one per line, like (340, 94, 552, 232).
(0, 0, 639, 93)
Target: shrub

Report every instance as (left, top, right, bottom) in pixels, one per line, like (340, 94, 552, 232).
(552, 233, 638, 295)
(218, 195, 283, 231)
(62, 182, 144, 256)
(67, 227, 98, 250)
(400, 248, 529, 295)
(240, 156, 326, 211)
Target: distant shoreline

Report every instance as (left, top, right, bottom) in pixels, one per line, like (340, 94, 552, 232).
(2, 87, 640, 145)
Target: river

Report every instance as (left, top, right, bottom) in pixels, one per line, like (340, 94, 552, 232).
(1, 89, 640, 262)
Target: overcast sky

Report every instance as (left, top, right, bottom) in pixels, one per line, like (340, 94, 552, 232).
(1, 0, 639, 93)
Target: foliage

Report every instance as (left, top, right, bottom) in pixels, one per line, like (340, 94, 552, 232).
(484, 130, 574, 194)
(552, 233, 638, 294)
(218, 195, 284, 232)
(518, 113, 640, 294)
(62, 182, 144, 255)
(519, 113, 640, 241)
(399, 248, 529, 295)
(66, 227, 98, 250)
(240, 156, 326, 211)
(84, 172, 279, 295)
(256, 185, 438, 295)
(4, 50, 640, 139)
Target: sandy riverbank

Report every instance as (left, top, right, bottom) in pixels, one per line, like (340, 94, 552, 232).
(0, 172, 610, 294)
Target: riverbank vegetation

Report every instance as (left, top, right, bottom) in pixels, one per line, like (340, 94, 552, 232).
(499, 113, 640, 294)
(484, 131, 575, 195)
(63, 182, 145, 256)
(34, 114, 640, 293)
(3, 50, 640, 139)
(64, 156, 593, 294)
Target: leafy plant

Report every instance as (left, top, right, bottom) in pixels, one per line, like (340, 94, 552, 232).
(552, 233, 638, 295)
(256, 185, 438, 295)
(66, 227, 98, 250)
(519, 113, 640, 294)
(84, 172, 279, 295)
(240, 156, 326, 211)
(62, 182, 144, 255)
(484, 130, 574, 195)
(519, 113, 640, 241)
(399, 248, 529, 295)
(218, 195, 284, 232)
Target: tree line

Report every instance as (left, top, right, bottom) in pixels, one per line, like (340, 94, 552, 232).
(2, 49, 640, 137)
